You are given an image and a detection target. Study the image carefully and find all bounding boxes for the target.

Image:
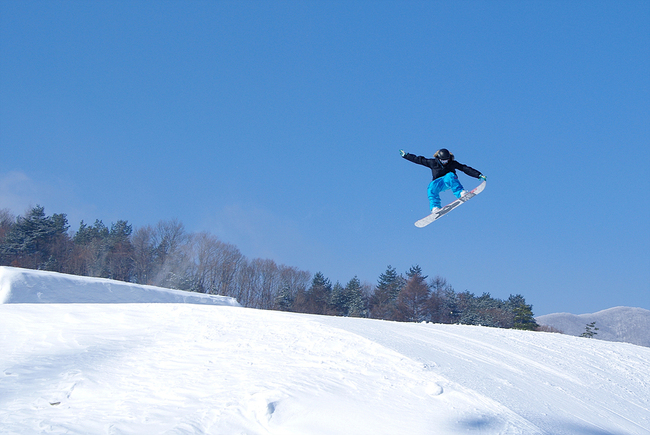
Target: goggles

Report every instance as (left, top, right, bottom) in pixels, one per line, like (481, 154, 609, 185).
(440, 159, 449, 165)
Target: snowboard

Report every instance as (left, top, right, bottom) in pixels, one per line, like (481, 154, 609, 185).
(415, 180, 486, 228)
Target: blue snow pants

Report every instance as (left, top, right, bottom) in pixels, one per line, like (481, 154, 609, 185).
(427, 172, 465, 210)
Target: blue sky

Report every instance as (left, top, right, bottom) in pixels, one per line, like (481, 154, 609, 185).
(1, 1, 648, 316)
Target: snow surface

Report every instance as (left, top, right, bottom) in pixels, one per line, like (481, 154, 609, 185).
(537, 307, 650, 348)
(0, 266, 239, 306)
(1, 268, 650, 434)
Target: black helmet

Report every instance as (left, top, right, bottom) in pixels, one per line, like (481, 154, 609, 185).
(435, 148, 451, 160)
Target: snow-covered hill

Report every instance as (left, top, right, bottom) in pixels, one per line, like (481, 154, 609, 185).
(537, 306, 650, 347)
(1, 268, 649, 434)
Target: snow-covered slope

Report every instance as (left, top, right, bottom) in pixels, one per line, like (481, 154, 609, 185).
(1, 268, 649, 434)
(536, 306, 650, 347)
(0, 266, 239, 306)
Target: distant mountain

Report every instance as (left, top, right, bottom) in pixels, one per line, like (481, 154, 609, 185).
(536, 306, 650, 347)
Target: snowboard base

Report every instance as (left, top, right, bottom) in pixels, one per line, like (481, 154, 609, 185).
(415, 180, 486, 228)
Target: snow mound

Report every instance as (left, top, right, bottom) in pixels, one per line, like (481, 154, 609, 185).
(0, 266, 239, 306)
(536, 306, 650, 347)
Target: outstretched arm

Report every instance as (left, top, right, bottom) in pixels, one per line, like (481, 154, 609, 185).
(399, 150, 433, 167)
(454, 161, 483, 179)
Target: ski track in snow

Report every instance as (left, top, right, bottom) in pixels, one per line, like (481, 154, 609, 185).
(318, 316, 650, 435)
(1, 268, 650, 434)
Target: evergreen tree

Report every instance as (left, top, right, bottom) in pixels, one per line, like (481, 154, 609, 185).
(276, 266, 310, 312)
(331, 276, 366, 317)
(275, 283, 294, 311)
(369, 265, 405, 319)
(441, 288, 462, 324)
(330, 281, 347, 316)
(70, 219, 134, 281)
(105, 220, 134, 281)
(509, 295, 539, 330)
(74, 219, 109, 245)
(580, 321, 599, 338)
(459, 292, 512, 328)
(0, 205, 70, 270)
(300, 272, 332, 315)
(344, 276, 366, 317)
(72, 220, 110, 277)
(406, 265, 427, 280)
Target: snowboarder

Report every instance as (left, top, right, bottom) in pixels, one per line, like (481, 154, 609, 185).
(400, 148, 486, 213)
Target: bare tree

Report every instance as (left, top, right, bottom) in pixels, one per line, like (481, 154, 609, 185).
(150, 219, 188, 287)
(251, 258, 280, 310)
(236, 258, 259, 307)
(0, 209, 14, 243)
(131, 225, 155, 284)
(181, 232, 244, 295)
(427, 276, 457, 323)
(211, 238, 245, 297)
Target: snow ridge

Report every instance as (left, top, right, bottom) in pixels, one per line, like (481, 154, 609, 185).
(0, 266, 239, 306)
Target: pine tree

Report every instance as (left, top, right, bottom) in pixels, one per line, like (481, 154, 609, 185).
(406, 265, 427, 280)
(105, 220, 134, 281)
(275, 283, 294, 311)
(343, 276, 366, 317)
(0, 205, 70, 270)
(369, 265, 405, 319)
(457, 292, 513, 328)
(72, 220, 110, 277)
(509, 295, 539, 330)
(70, 219, 135, 281)
(330, 282, 347, 316)
(580, 321, 599, 338)
(74, 220, 109, 245)
(302, 272, 332, 315)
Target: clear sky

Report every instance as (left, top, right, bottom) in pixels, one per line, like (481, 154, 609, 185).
(1, 1, 648, 316)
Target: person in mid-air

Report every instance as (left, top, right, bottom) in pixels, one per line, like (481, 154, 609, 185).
(400, 148, 486, 214)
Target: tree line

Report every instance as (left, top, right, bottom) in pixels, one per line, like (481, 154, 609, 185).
(0, 206, 538, 330)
